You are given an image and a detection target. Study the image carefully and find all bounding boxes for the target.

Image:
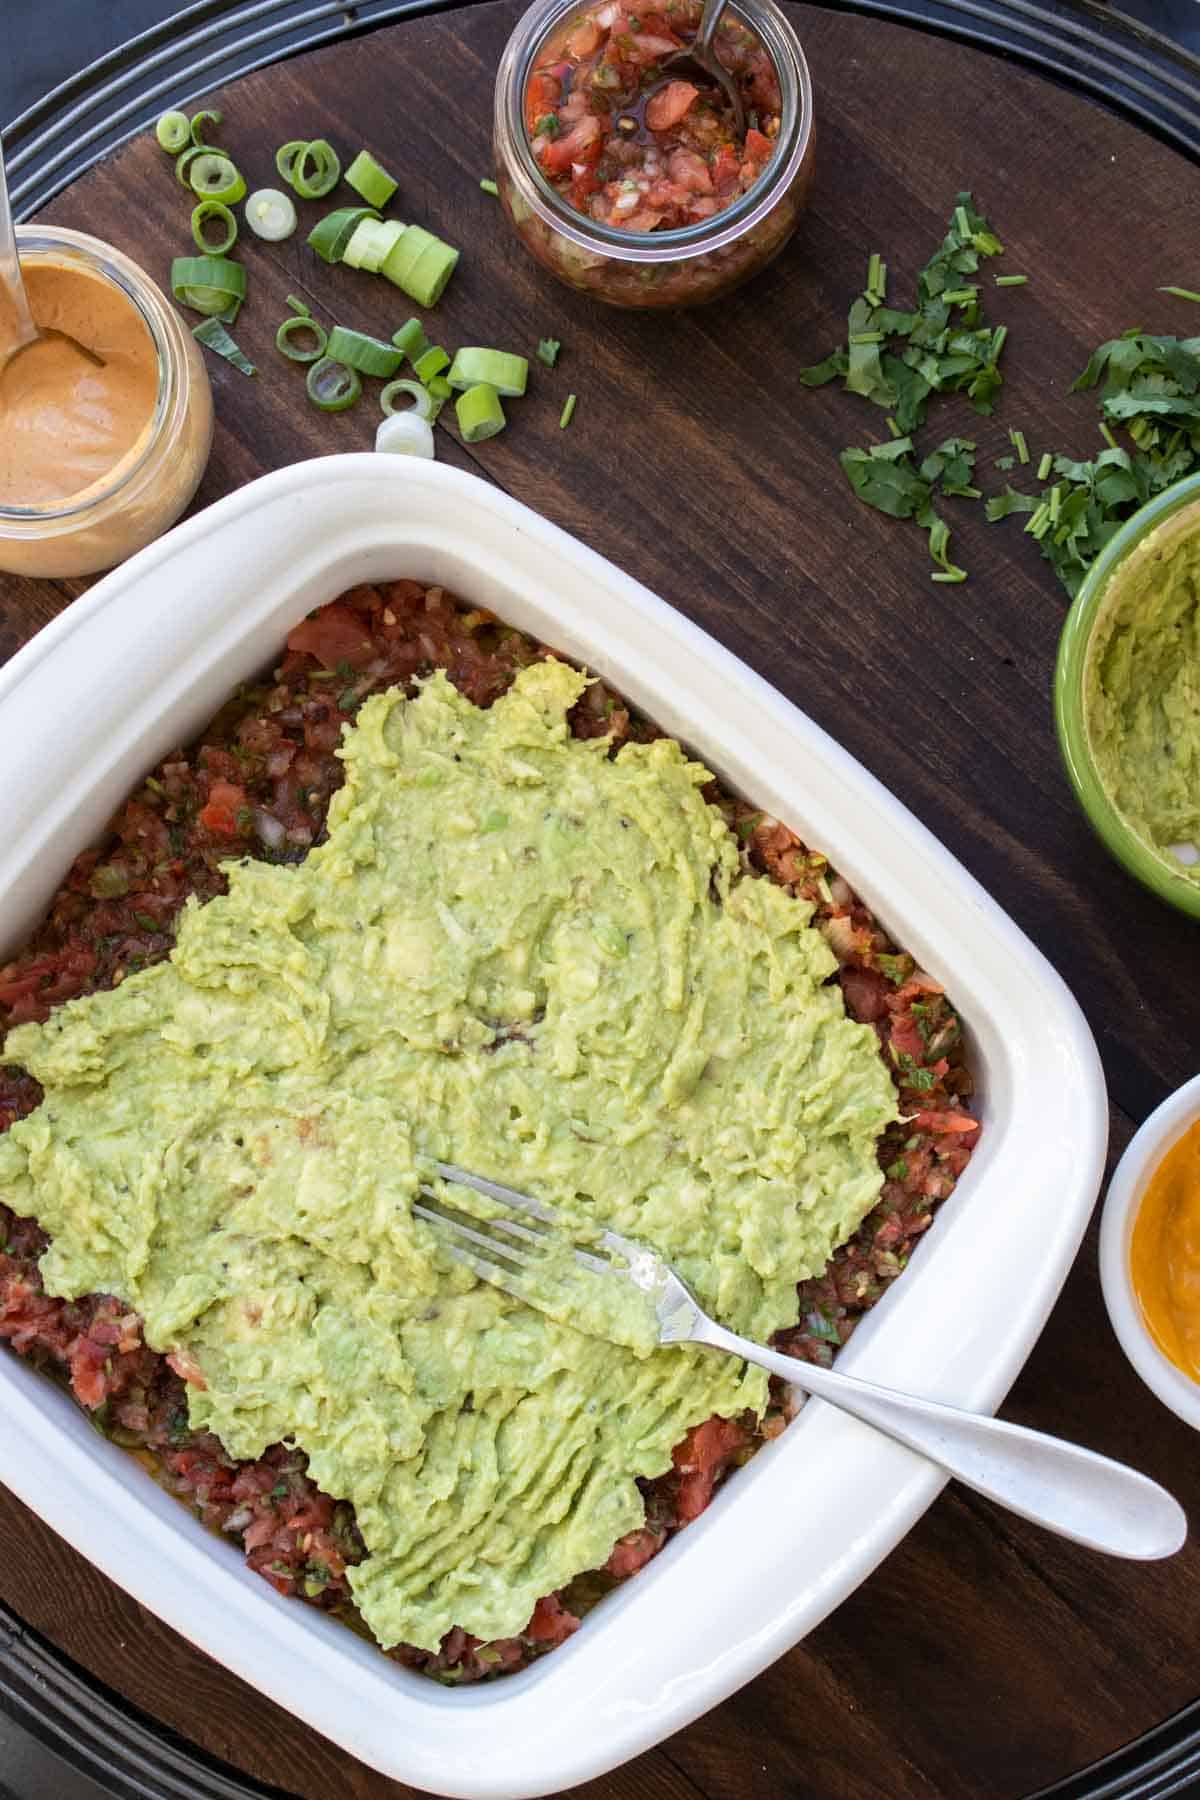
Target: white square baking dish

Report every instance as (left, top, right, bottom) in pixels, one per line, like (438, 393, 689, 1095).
(0, 455, 1106, 1798)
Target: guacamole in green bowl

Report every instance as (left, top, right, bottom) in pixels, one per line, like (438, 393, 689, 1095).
(1056, 474, 1200, 918)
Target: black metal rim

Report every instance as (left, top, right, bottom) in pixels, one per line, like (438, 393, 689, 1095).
(3, 2, 1200, 1796)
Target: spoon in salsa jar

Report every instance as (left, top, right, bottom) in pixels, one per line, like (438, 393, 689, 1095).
(652, 0, 746, 142)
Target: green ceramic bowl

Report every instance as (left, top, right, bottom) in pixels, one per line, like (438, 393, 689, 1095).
(1054, 472, 1200, 920)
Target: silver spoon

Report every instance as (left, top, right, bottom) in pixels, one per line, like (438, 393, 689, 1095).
(656, 0, 746, 140)
(0, 133, 38, 364)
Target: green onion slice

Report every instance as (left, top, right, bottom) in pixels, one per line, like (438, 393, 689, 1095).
(293, 139, 341, 200)
(175, 145, 207, 188)
(245, 187, 298, 241)
(345, 150, 397, 209)
(275, 140, 307, 184)
(189, 153, 247, 205)
(390, 317, 428, 361)
(325, 325, 404, 377)
(307, 206, 380, 264)
(375, 413, 436, 458)
(536, 337, 560, 367)
(379, 378, 434, 419)
(380, 225, 459, 307)
(286, 293, 312, 315)
(426, 374, 452, 401)
(191, 200, 238, 256)
(193, 316, 256, 376)
(480, 178, 499, 197)
(342, 217, 405, 273)
(170, 255, 247, 316)
(189, 109, 223, 146)
(413, 345, 450, 383)
(305, 357, 362, 412)
(155, 110, 191, 153)
(446, 347, 527, 397)
(276, 314, 329, 363)
(559, 392, 577, 429)
(455, 383, 506, 443)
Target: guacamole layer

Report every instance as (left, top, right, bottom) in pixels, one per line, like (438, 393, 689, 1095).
(0, 659, 897, 1652)
(1084, 504, 1200, 881)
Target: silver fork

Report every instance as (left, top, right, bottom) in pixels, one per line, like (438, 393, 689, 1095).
(416, 1162, 1186, 1561)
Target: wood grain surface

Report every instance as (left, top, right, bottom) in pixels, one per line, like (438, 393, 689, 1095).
(2, 6, 1199, 1796)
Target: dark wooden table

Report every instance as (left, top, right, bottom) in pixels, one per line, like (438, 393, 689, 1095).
(2, 6, 1199, 1795)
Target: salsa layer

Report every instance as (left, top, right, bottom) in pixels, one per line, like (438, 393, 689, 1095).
(0, 580, 979, 1681)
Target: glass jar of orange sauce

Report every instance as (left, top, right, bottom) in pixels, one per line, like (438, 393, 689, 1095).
(0, 227, 213, 580)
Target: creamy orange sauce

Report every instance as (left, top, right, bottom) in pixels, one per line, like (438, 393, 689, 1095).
(0, 259, 158, 509)
(1130, 1117, 1200, 1381)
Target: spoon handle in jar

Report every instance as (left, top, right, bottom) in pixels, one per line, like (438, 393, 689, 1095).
(0, 134, 38, 359)
(694, 0, 728, 59)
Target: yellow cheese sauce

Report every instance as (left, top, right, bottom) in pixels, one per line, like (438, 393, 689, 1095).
(0, 258, 158, 510)
(1130, 1116, 1200, 1381)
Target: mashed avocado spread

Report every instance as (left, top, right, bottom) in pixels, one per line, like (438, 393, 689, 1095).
(0, 661, 897, 1651)
(1085, 505, 1200, 880)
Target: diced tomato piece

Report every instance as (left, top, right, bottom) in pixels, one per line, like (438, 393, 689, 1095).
(539, 115, 602, 173)
(565, 17, 602, 55)
(673, 1413, 747, 1523)
(743, 127, 773, 165)
(913, 1108, 980, 1135)
(524, 1593, 580, 1644)
(198, 780, 246, 836)
(645, 80, 699, 131)
(285, 602, 378, 671)
(605, 1525, 666, 1578)
(668, 148, 712, 193)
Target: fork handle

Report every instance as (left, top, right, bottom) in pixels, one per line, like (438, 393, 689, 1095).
(695, 1320, 1186, 1560)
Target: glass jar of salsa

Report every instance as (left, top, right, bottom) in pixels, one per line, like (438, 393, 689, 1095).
(493, 0, 814, 308)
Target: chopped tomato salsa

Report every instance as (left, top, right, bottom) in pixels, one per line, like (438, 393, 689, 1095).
(527, 0, 781, 231)
(0, 581, 978, 1684)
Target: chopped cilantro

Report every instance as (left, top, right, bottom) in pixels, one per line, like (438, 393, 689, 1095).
(736, 812, 764, 841)
(876, 952, 913, 984)
(886, 1158, 908, 1181)
(271, 1480, 289, 1498)
(893, 1050, 936, 1091)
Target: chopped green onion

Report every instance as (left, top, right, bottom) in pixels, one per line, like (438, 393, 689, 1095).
(446, 347, 527, 397)
(426, 374, 452, 401)
(559, 393, 577, 429)
(380, 378, 434, 419)
(188, 153, 246, 206)
(325, 325, 404, 377)
(275, 140, 307, 184)
(480, 178, 499, 196)
(1159, 286, 1200, 303)
(276, 314, 328, 362)
(170, 255, 247, 316)
(345, 150, 398, 209)
(155, 110, 190, 153)
(286, 293, 311, 315)
(174, 145, 207, 188)
(455, 383, 506, 443)
(954, 204, 971, 238)
(848, 331, 883, 345)
(307, 205, 379, 264)
(189, 109, 223, 146)
(1036, 451, 1052, 481)
(1049, 483, 1062, 524)
(536, 337, 560, 367)
(414, 345, 450, 383)
(1099, 421, 1119, 450)
(380, 225, 459, 307)
(390, 317, 428, 361)
(995, 274, 1029, 287)
(292, 139, 341, 200)
(305, 357, 362, 412)
(245, 188, 297, 241)
(191, 200, 237, 255)
(375, 412, 436, 458)
(342, 217, 406, 273)
(193, 316, 255, 376)
(1009, 427, 1029, 465)
(866, 251, 881, 296)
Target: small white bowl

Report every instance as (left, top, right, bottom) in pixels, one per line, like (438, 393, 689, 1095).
(1101, 1073, 1200, 1430)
